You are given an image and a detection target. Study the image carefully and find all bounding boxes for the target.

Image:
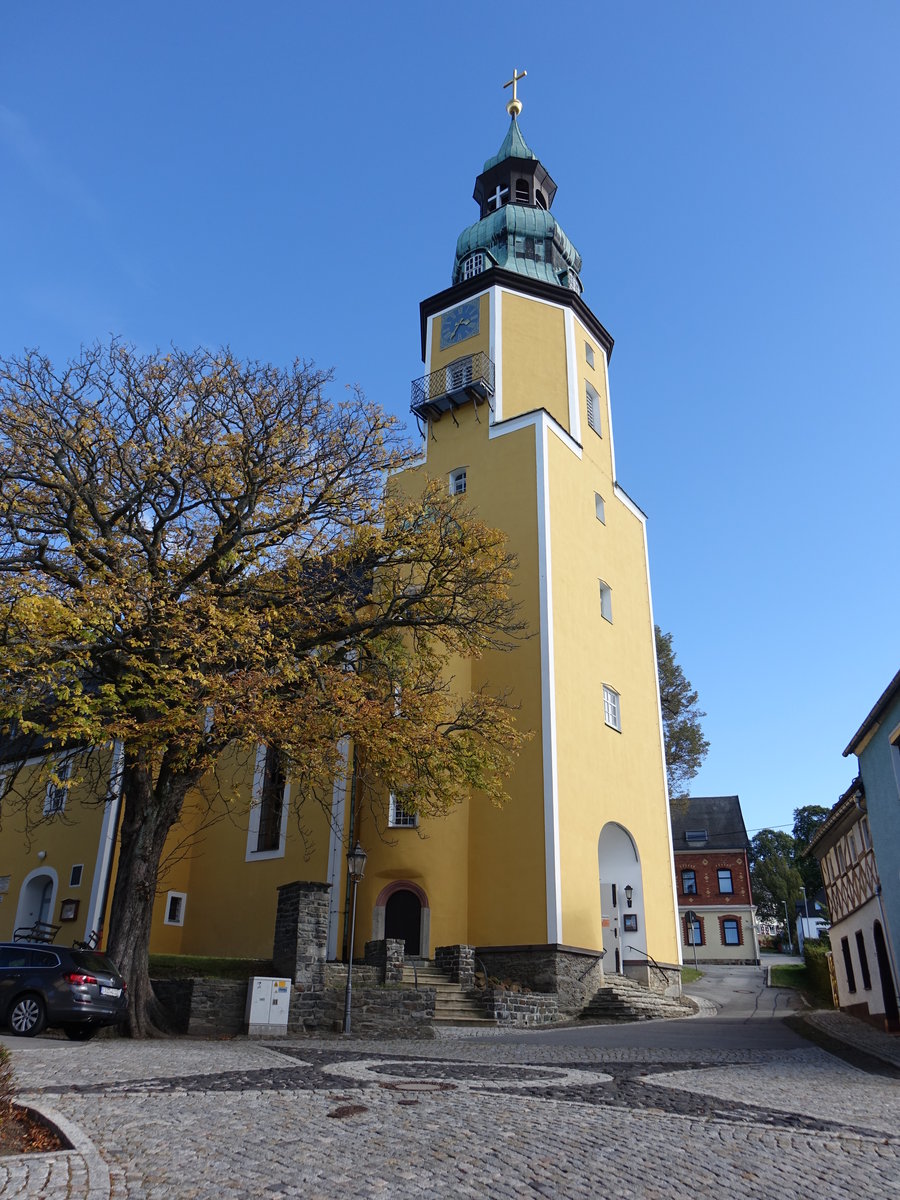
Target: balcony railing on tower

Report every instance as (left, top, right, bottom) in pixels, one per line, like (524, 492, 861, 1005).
(410, 351, 495, 422)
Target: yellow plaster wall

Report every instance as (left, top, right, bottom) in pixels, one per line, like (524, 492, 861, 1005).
(500, 293, 569, 430)
(546, 429, 679, 965)
(386, 393, 549, 951)
(149, 741, 334, 958)
(0, 749, 115, 943)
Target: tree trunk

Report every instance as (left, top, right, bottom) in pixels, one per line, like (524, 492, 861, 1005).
(105, 756, 195, 1037)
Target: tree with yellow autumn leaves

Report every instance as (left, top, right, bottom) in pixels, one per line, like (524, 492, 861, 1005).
(0, 341, 524, 1035)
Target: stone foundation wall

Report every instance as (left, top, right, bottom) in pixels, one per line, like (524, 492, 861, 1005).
(476, 944, 606, 1014)
(323, 962, 380, 989)
(151, 978, 248, 1036)
(287, 986, 435, 1036)
(481, 986, 560, 1026)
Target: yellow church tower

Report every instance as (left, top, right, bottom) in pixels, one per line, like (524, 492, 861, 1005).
(351, 73, 681, 1001)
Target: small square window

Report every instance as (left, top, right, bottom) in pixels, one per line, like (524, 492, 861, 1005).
(602, 685, 621, 731)
(450, 468, 467, 496)
(585, 382, 601, 436)
(69, 864, 84, 888)
(594, 493, 606, 524)
(585, 343, 595, 369)
(717, 868, 734, 894)
(722, 919, 741, 946)
(164, 891, 187, 926)
(598, 580, 612, 623)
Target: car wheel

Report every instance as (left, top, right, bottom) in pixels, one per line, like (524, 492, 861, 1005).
(62, 1024, 98, 1042)
(9, 993, 47, 1037)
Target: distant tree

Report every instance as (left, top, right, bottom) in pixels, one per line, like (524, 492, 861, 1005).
(749, 829, 804, 935)
(655, 626, 710, 800)
(792, 804, 830, 903)
(0, 341, 526, 1036)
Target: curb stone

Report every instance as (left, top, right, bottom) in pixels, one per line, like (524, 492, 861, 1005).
(11, 1096, 111, 1200)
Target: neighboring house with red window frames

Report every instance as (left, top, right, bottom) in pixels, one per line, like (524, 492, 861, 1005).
(671, 796, 760, 965)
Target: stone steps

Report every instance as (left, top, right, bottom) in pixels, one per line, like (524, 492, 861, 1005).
(401, 962, 496, 1026)
(581, 975, 690, 1023)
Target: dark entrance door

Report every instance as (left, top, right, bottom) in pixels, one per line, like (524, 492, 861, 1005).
(873, 921, 900, 1031)
(385, 890, 421, 955)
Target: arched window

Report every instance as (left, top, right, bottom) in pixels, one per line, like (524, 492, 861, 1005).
(462, 252, 485, 281)
(515, 178, 530, 203)
(535, 189, 547, 210)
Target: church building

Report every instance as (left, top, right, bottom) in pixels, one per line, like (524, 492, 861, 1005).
(0, 76, 681, 1006)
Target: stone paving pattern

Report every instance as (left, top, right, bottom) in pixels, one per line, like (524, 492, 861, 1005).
(2, 1024, 899, 1200)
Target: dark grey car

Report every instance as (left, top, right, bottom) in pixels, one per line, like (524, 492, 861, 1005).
(0, 942, 127, 1039)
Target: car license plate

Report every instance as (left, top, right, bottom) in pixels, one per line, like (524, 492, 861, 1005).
(100, 986, 122, 997)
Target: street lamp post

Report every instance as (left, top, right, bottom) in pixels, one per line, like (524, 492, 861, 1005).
(782, 899, 793, 955)
(342, 842, 368, 1036)
(685, 909, 699, 971)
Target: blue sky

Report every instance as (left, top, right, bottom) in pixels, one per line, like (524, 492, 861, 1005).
(2, 3, 897, 839)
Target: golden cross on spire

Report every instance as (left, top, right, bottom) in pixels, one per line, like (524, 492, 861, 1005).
(504, 68, 527, 118)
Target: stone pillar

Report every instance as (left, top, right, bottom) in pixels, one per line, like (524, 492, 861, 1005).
(273, 881, 331, 989)
(435, 944, 475, 989)
(364, 938, 406, 983)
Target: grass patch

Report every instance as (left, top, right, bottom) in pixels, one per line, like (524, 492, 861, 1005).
(149, 955, 273, 980)
(681, 967, 703, 983)
(770, 963, 833, 1008)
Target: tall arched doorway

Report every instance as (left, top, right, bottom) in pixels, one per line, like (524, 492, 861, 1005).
(14, 868, 58, 933)
(385, 890, 421, 955)
(373, 881, 430, 958)
(873, 921, 900, 1031)
(597, 823, 645, 974)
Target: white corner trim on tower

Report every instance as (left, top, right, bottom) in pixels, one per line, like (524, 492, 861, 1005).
(535, 414, 562, 944)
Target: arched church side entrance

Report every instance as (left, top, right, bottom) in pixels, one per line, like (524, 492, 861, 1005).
(372, 881, 430, 958)
(873, 920, 900, 1031)
(14, 868, 59, 933)
(597, 823, 646, 975)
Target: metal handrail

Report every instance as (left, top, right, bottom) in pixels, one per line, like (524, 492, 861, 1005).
(625, 943, 671, 983)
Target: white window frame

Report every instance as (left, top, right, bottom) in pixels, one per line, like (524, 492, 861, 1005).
(585, 381, 601, 436)
(463, 252, 485, 280)
(602, 685, 621, 732)
(598, 580, 613, 623)
(585, 343, 595, 369)
(245, 745, 290, 862)
(164, 891, 187, 927)
(388, 793, 417, 829)
(43, 754, 74, 816)
(449, 467, 467, 496)
(69, 864, 84, 888)
(594, 493, 606, 524)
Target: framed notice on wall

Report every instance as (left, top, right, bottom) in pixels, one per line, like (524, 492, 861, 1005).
(59, 898, 79, 922)
(623, 914, 638, 932)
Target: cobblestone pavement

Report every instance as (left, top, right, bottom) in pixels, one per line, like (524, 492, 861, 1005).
(2, 1027, 899, 1200)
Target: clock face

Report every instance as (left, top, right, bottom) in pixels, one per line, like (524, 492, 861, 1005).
(440, 300, 480, 350)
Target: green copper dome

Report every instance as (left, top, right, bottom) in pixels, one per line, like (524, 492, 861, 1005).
(453, 118, 583, 293)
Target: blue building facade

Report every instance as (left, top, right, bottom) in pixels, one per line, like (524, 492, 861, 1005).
(843, 668, 900, 1029)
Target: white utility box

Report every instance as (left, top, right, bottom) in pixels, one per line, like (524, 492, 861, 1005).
(245, 976, 292, 1036)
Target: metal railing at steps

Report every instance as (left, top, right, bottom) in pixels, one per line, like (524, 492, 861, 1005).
(625, 944, 672, 986)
